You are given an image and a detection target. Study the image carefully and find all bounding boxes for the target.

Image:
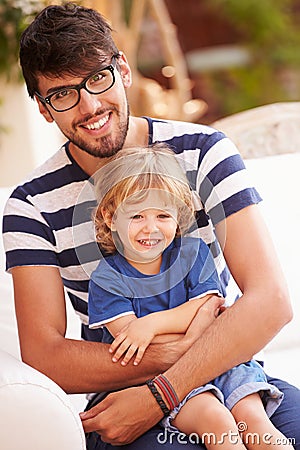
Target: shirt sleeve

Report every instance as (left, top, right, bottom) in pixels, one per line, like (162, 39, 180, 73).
(184, 238, 224, 300)
(2, 187, 58, 271)
(88, 261, 135, 329)
(196, 131, 262, 224)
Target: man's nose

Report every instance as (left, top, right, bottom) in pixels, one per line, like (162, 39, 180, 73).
(78, 89, 102, 114)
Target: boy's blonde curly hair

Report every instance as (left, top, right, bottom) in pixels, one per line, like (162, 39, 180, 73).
(93, 143, 195, 254)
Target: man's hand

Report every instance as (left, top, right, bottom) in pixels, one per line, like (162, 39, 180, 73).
(80, 385, 162, 445)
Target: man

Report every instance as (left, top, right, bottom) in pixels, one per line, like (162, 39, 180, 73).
(2, 3, 300, 449)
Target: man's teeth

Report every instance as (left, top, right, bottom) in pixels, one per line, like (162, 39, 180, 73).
(86, 115, 109, 130)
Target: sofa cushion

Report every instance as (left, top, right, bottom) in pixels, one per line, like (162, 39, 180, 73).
(0, 349, 86, 450)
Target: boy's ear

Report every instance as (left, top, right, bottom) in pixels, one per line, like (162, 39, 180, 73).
(101, 207, 116, 231)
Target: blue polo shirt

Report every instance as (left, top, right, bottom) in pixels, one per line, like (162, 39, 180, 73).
(88, 237, 223, 343)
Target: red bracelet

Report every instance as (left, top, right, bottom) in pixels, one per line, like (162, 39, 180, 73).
(153, 374, 180, 410)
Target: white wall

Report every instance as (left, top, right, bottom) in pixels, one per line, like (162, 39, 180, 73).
(0, 79, 64, 187)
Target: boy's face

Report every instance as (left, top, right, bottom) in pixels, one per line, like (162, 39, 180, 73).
(111, 190, 178, 266)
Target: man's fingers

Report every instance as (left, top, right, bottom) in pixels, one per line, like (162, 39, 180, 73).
(79, 400, 107, 421)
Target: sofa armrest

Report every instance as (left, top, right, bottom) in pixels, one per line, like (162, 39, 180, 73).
(0, 349, 86, 450)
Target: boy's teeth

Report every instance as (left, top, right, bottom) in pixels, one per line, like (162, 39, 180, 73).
(86, 115, 109, 130)
(139, 239, 159, 245)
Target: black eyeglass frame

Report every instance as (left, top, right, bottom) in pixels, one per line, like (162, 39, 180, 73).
(35, 54, 120, 112)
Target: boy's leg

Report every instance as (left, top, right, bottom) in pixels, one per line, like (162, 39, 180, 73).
(231, 392, 294, 449)
(267, 375, 300, 449)
(172, 392, 246, 449)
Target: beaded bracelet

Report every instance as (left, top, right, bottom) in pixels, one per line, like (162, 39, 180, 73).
(154, 374, 180, 410)
(145, 379, 170, 417)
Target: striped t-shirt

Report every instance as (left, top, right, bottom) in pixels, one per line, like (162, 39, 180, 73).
(2, 117, 261, 340)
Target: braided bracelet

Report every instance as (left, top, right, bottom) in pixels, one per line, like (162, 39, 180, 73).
(145, 379, 170, 417)
(154, 374, 180, 410)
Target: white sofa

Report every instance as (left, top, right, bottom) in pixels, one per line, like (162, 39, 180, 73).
(0, 153, 299, 449)
(0, 349, 86, 450)
(245, 154, 300, 387)
(0, 187, 87, 450)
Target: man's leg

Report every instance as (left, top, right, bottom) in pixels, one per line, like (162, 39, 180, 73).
(86, 425, 202, 449)
(267, 375, 300, 449)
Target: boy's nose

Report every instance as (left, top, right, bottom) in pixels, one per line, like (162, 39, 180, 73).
(142, 217, 159, 233)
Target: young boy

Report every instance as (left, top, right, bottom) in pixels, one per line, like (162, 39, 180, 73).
(88, 144, 291, 449)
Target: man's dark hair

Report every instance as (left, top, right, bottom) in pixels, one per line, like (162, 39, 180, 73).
(20, 2, 119, 98)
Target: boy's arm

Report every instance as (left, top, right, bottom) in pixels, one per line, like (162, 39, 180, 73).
(108, 294, 223, 365)
(105, 314, 137, 338)
(145, 293, 221, 335)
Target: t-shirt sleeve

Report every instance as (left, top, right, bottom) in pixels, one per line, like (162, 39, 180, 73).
(88, 262, 135, 329)
(185, 238, 224, 300)
(196, 131, 262, 224)
(2, 187, 58, 271)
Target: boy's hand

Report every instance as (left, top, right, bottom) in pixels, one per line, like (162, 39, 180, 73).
(184, 295, 225, 345)
(109, 317, 155, 366)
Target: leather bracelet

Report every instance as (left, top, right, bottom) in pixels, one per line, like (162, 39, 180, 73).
(154, 374, 180, 410)
(145, 379, 170, 417)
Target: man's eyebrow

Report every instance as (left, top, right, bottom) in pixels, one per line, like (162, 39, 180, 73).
(46, 83, 78, 96)
(45, 62, 110, 96)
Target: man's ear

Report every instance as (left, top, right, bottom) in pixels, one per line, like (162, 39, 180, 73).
(34, 95, 55, 123)
(101, 207, 116, 231)
(117, 51, 132, 88)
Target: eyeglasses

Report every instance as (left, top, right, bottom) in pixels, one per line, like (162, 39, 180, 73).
(35, 54, 119, 112)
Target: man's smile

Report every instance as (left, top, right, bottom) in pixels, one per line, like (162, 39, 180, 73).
(84, 113, 110, 130)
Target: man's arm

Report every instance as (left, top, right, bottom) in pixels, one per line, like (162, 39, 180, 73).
(11, 265, 192, 394)
(163, 204, 293, 398)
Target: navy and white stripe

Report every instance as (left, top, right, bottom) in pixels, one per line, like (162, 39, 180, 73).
(2, 118, 262, 331)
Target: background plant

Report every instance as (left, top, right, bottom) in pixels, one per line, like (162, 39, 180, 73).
(203, 0, 300, 119)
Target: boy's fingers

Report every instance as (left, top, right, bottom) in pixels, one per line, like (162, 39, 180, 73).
(121, 344, 138, 366)
(109, 333, 125, 353)
(111, 339, 131, 362)
(133, 346, 146, 366)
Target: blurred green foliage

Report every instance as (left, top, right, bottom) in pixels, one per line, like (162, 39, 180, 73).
(0, 0, 42, 138)
(204, 0, 300, 117)
(0, 0, 42, 80)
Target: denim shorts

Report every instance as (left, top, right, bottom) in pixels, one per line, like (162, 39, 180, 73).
(163, 360, 284, 432)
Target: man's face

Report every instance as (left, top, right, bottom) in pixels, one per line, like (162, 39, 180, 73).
(35, 55, 131, 159)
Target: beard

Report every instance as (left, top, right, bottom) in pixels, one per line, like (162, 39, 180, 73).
(66, 105, 130, 159)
